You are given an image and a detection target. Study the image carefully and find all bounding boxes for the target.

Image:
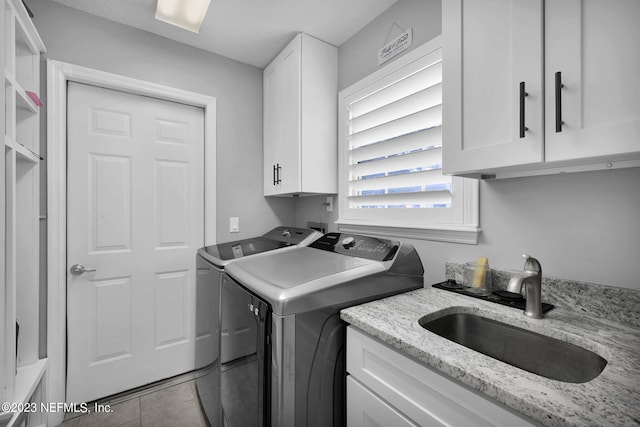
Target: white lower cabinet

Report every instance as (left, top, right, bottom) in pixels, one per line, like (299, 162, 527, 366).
(346, 327, 538, 427)
(347, 377, 416, 427)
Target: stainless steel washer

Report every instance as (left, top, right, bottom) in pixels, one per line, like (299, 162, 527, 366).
(221, 232, 424, 427)
(194, 227, 322, 426)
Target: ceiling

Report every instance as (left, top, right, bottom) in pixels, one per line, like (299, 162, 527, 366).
(49, 0, 400, 68)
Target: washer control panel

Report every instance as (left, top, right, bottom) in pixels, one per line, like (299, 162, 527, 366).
(309, 233, 399, 261)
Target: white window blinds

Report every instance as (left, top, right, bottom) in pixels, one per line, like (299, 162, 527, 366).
(338, 37, 479, 243)
(345, 52, 450, 210)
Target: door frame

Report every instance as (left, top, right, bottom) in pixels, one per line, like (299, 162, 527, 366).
(46, 60, 216, 426)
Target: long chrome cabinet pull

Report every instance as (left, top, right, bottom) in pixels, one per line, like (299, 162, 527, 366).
(273, 164, 277, 185)
(555, 71, 564, 132)
(519, 81, 529, 138)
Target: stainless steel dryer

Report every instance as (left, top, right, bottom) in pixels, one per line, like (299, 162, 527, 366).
(221, 232, 424, 427)
(194, 227, 322, 426)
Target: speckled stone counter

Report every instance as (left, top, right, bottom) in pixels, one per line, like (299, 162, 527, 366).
(341, 287, 640, 426)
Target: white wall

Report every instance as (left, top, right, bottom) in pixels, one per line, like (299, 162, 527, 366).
(417, 168, 640, 289)
(296, 0, 640, 290)
(338, 0, 442, 90)
(30, 0, 295, 243)
(28, 0, 640, 289)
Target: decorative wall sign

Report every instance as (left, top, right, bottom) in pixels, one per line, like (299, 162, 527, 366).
(378, 27, 413, 65)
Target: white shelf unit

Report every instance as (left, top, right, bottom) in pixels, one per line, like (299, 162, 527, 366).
(2, 0, 46, 426)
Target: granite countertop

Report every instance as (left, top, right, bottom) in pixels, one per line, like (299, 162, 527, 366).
(340, 287, 640, 427)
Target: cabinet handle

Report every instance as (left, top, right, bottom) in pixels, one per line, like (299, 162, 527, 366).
(519, 82, 529, 138)
(276, 163, 282, 184)
(555, 72, 564, 133)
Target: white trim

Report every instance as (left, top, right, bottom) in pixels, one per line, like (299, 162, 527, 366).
(46, 60, 216, 426)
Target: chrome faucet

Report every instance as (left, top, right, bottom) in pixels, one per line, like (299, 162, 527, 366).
(507, 254, 543, 319)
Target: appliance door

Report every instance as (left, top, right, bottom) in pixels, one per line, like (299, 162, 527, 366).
(195, 254, 222, 427)
(221, 273, 272, 427)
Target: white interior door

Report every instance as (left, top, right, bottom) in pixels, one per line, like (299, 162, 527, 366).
(66, 82, 204, 403)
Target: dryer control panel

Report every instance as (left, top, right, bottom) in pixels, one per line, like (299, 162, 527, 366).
(309, 233, 399, 261)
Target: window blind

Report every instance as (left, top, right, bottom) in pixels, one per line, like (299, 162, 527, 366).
(346, 58, 450, 209)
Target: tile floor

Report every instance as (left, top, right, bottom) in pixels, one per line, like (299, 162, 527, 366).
(55, 380, 208, 427)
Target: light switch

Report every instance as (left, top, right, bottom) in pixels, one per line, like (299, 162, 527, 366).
(326, 196, 334, 212)
(230, 217, 240, 233)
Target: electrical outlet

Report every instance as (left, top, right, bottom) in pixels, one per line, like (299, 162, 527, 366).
(230, 217, 240, 233)
(326, 196, 333, 212)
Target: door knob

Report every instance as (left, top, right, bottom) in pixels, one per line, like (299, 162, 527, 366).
(70, 264, 97, 275)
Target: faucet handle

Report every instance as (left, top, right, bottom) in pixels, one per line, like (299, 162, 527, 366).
(522, 254, 542, 274)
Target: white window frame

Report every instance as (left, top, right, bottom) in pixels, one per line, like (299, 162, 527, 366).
(336, 36, 480, 244)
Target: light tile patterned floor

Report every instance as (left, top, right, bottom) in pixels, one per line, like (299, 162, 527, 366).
(56, 380, 208, 427)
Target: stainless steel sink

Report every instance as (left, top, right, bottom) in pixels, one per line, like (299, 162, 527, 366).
(419, 312, 607, 383)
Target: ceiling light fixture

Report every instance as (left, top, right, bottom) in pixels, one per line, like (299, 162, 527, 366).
(155, 0, 211, 33)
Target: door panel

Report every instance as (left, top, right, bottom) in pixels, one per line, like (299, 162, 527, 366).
(545, 0, 640, 161)
(90, 276, 132, 363)
(263, 37, 301, 195)
(66, 82, 204, 403)
(278, 44, 301, 194)
(155, 160, 189, 247)
(89, 154, 132, 253)
(442, 0, 544, 174)
(154, 270, 189, 348)
(263, 64, 280, 195)
(461, 0, 513, 150)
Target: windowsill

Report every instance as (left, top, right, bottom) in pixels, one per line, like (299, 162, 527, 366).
(335, 219, 480, 244)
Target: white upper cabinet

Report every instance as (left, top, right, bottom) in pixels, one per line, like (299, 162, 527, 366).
(443, 0, 640, 178)
(264, 37, 301, 196)
(263, 33, 338, 196)
(545, 0, 640, 162)
(442, 0, 544, 175)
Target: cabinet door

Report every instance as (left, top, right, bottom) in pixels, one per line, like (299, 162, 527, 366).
(264, 62, 282, 196)
(443, 0, 544, 175)
(277, 40, 302, 195)
(346, 377, 418, 427)
(346, 327, 538, 427)
(263, 37, 301, 196)
(545, 0, 640, 162)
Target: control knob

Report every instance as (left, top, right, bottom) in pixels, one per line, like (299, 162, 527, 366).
(341, 236, 356, 249)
